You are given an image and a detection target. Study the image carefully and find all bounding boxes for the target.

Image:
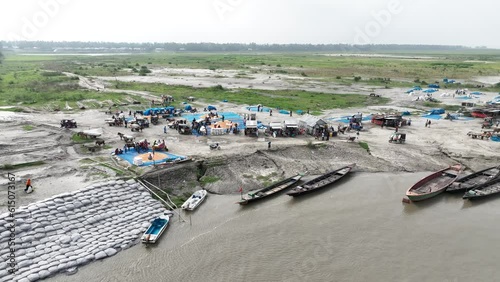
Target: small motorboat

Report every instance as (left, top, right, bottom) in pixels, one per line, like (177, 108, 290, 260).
(181, 190, 207, 211)
(141, 212, 172, 244)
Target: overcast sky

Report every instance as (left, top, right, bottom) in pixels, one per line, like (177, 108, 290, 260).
(1, 0, 498, 47)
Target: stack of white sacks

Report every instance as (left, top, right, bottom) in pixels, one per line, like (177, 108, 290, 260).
(0, 179, 166, 282)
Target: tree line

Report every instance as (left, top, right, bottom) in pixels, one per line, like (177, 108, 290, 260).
(0, 41, 477, 53)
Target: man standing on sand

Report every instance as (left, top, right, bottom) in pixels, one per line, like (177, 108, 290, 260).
(164, 126, 167, 134)
(25, 178, 33, 193)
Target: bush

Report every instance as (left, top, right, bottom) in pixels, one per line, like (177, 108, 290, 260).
(354, 76, 362, 82)
(336, 76, 341, 79)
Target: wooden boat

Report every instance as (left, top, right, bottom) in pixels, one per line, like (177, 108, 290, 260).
(463, 177, 500, 199)
(446, 165, 500, 193)
(238, 174, 302, 205)
(406, 164, 462, 202)
(141, 213, 171, 244)
(181, 190, 207, 211)
(286, 164, 355, 197)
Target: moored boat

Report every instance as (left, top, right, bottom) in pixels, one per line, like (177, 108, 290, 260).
(406, 164, 462, 202)
(286, 164, 355, 197)
(141, 212, 171, 244)
(238, 174, 302, 205)
(446, 165, 500, 193)
(463, 177, 500, 199)
(181, 190, 207, 211)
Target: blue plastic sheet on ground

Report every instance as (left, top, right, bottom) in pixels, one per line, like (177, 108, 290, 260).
(247, 106, 270, 112)
(429, 108, 445, 115)
(328, 115, 372, 123)
(491, 136, 500, 142)
(182, 112, 246, 131)
(279, 110, 290, 115)
(421, 114, 442, 120)
(116, 148, 187, 167)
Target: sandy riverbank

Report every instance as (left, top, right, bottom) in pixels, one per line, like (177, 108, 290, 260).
(1, 82, 499, 212)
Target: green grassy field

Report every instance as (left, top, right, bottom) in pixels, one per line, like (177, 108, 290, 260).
(109, 82, 389, 113)
(1, 50, 500, 111)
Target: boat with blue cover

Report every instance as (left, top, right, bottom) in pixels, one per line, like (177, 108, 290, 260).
(141, 212, 171, 244)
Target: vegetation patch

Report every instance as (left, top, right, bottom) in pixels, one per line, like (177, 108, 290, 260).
(71, 133, 93, 143)
(22, 125, 34, 131)
(1, 161, 45, 170)
(359, 142, 370, 153)
(199, 175, 220, 185)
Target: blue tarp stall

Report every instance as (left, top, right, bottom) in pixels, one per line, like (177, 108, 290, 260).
(296, 110, 304, 115)
(406, 89, 414, 94)
(413, 86, 422, 90)
(279, 110, 290, 115)
(207, 105, 217, 111)
(143, 109, 152, 116)
(402, 111, 411, 116)
(429, 108, 445, 115)
(423, 89, 438, 93)
(184, 105, 192, 111)
(471, 91, 483, 95)
(428, 84, 440, 88)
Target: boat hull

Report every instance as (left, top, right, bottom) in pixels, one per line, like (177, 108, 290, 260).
(238, 175, 302, 205)
(407, 189, 446, 202)
(446, 165, 500, 193)
(181, 190, 207, 211)
(406, 164, 462, 202)
(286, 164, 355, 197)
(141, 216, 169, 244)
(463, 177, 500, 200)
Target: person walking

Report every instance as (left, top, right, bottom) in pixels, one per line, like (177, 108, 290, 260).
(268, 141, 271, 150)
(164, 126, 167, 134)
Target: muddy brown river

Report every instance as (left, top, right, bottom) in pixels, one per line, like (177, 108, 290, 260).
(49, 172, 500, 282)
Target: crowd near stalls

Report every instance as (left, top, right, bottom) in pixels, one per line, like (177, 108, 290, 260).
(283, 120, 299, 137)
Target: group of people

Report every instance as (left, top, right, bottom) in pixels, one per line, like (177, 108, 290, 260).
(425, 119, 432, 127)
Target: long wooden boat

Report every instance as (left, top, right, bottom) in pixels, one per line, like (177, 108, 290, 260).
(238, 174, 302, 205)
(141, 213, 170, 244)
(446, 165, 500, 193)
(463, 177, 500, 199)
(406, 164, 462, 202)
(286, 164, 355, 197)
(181, 190, 207, 211)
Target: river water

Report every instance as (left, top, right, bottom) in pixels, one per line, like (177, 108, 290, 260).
(50, 172, 500, 282)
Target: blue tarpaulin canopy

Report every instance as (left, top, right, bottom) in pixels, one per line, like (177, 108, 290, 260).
(423, 89, 438, 93)
(184, 105, 192, 111)
(471, 91, 483, 95)
(429, 108, 445, 115)
(207, 105, 217, 111)
(428, 84, 440, 88)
